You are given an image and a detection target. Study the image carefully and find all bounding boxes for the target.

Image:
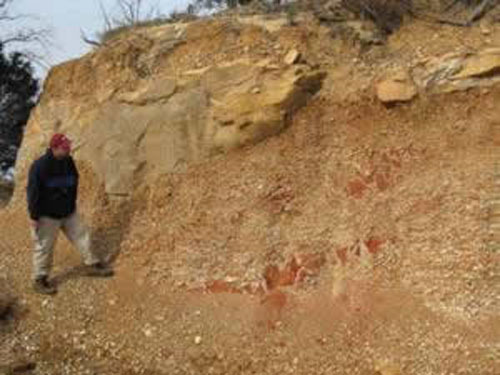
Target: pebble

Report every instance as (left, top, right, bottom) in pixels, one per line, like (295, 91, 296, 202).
(194, 336, 202, 345)
(284, 49, 301, 65)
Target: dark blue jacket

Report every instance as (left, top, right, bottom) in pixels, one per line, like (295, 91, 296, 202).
(26, 149, 79, 220)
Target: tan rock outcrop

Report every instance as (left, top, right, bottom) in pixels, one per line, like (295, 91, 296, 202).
(15, 21, 325, 197)
(412, 48, 500, 93)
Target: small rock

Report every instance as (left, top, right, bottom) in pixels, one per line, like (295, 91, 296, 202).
(376, 71, 417, 104)
(374, 360, 401, 375)
(194, 336, 202, 345)
(251, 87, 261, 94)
(284, 49, 301, 65)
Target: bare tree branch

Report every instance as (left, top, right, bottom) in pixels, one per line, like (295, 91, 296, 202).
(99, 0, 114, 32)
(2, 28, 50, 46)
(0, 0, 52, 66)
(80, 29, 102, 47)
(84, 0, 163, 45)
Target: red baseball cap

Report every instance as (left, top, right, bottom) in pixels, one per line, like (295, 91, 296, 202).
(50, 133, 72, 152)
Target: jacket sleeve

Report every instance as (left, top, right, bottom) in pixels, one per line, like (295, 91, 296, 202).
(70, 157, 79, 201)
(27, 161, 41, 221)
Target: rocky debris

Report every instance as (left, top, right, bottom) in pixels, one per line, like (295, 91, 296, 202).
(376, 70, 418, 104)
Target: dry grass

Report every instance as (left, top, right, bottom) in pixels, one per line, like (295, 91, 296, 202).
(99, 17, 175, 43)
(341, 0, 413, 33)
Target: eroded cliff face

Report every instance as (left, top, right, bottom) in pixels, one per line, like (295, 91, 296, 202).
(1, 13, 499, 375)
(14, 15, 500, 199)
(15, 20, 324, 197)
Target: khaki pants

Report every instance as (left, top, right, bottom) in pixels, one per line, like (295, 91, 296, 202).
(31, 213, 99, 279)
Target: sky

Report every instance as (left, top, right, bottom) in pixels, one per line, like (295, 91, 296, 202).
(8, 0, 191, 77)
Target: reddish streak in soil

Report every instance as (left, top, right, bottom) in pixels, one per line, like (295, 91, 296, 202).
(264, 253, 326, 291)
(365, 237, 384, 254)
(205, 280, 242, 294)
(335, 238, 385, 265)
(260, 290, 288, 329)
(347, 148, 405, 197)
(279, 257, 300, 286)
(195, 252, 326, 297)
(347, 179, 368, 199)
(336, 247, 348, 265)
(264, 265, 281, 290)
(261, 290, 287, 310)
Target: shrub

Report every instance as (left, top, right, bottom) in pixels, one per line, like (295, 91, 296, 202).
(341, 0, 413, 34)
(286, 3, 299, 25)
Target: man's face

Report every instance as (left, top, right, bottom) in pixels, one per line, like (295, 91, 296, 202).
(51, 146, 70, 160)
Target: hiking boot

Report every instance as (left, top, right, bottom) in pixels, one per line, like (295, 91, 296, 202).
(33, 276, 57, 295)
(83, 262, 114, 278)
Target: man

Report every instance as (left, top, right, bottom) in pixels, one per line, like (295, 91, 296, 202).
(27, 133, 113, 295)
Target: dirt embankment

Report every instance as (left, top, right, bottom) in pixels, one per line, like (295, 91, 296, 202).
(0, 13, 499, 375)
